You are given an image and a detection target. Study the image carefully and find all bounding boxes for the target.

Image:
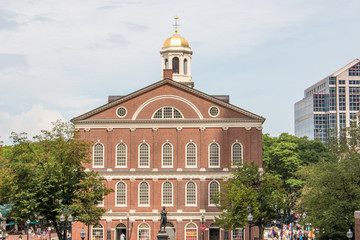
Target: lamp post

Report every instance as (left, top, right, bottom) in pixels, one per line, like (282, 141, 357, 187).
(80, 228, 86, 240)
(60, 208, 73, 240)
(290, 210, 294, 240)
(347, 228, 353, 239)
(201, 213, 204, 240)
(126, 213, 130, 240)
(26, 219, 30, 240)
(279, 209, 284, 240)
(247, 207, 253, 240)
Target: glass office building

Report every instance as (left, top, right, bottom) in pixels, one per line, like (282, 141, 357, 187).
(295, 59, 360, 143)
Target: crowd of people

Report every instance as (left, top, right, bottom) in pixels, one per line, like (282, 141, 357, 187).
(265, 224, 314, 240)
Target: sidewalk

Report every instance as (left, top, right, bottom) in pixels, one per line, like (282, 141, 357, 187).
(6, 234, 58, 240)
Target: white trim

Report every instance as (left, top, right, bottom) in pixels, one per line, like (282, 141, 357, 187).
(208, 106, 220, 117)
(91, 224, 104, 240)
(162, 142, 173, 168)
(137, 222, 150, 240)
(231, 228, 245, 240)
(185, 142, 197, 168)
(132, 95, 204, 120)
(231, 141, 243, 166)
(115, 142, 127, 168)
(138, 142, 150, 168)
(208, 142, 220, 168)
(93, 142, 105, 168)
(184, 222, 198, 240)
(208, 180, 220, 206)
(138, 181, 150, 207)
(116, 106, 127, 118)
(161, 181, 173, 207)
(115, 181, 127, 207)
(185, 181, 197, 207)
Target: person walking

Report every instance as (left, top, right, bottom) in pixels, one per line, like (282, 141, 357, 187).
(120, 232, 125, 240)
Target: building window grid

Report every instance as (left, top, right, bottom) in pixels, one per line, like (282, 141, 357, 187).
(339, 113, 346, 129)
(329, 87, 337, 111)
(349, 63, 360, 76)
(314, 114, 328, 143)
(92, 224, 104, 240)
(93, 143, 104, 167)
(232, 229, 244, 240)
(209, 181, 220, 206)
(186, 142, 197, 167)
(338, 87, 346, 111)
(209, 142, 220, 167)
(313, 94, 327, 112)
(232, 142, 242, 165)
(162, 181, 173, 206)
(116, 143, 127, 167)
(329, 113, 337, 130)
(349, 87, 360, 111)
(139, 182, 150, 206)
(138, 223, 150, 240)
(153, 107, 183, 119)
(350, 80, 360, 85)
(186, 181, 197, 206)
(139, 143, 150, 167)
(116, 182, 126, 206)
(185, 223, 198, 240)
(162, 143, 173, 167)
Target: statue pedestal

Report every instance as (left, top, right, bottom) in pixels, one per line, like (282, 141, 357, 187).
(157, 231, 169, 240)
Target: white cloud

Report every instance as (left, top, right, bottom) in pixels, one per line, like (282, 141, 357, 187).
(0, 105, 65, 144)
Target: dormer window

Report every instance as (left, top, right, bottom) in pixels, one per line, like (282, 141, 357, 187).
(153, 107, 183, 119)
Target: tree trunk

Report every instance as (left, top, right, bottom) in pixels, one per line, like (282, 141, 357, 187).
(258, 224, 264, 240)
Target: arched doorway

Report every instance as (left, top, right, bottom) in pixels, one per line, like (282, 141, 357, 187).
(116, 223, 126, 240)
(165, 222, 175, 240)
(209, 223, 220, 240)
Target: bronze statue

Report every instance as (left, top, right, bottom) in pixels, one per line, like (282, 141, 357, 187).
(160, 206, 167, 232)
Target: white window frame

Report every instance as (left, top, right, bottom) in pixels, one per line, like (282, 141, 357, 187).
(185, 142, 197, 168)
(151, 106, 184, 119)
(162, 142, 173, 168)
(161, 181, 173, 207)
(231, 142, 243, 166)
(184, 222, 198, 240)
(91, 224, 104, 240)
(185, 181, 197, 207)
(231, 228, 244, 240)
(138, 222, 150, 240)
(138, 142, 150, 168)
(115, 142, 127, 168)
(208, 180, 220, 206)
(208, 142, 220, 168)
(115, 181, 127, 207)
(138, 181, 150, 207)
(93, 142, 104, 168)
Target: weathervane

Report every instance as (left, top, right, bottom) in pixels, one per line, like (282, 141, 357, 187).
(173, 16, 180, 34)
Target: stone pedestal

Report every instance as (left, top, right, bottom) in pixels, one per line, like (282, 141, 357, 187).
(157, 231, 169, 240)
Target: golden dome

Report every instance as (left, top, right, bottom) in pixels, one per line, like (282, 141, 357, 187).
(162, 31, 190, 48)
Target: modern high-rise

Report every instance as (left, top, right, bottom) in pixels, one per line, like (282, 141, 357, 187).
(295, 59, 360, 143)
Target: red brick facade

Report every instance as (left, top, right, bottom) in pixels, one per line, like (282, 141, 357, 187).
(71, 79, 264, 240)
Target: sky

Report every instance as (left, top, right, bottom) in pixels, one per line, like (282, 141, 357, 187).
(1, 0, 360, 144)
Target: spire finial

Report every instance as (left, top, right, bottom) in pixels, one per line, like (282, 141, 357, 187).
(173, 16, 180, 34)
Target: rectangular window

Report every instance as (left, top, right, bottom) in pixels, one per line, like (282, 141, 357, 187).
(339, 113, 346, 129)
(338, 87, 346, 111)
(349, 87, 360, 111)
(232, 229, 244, 240)
(339, 80, 345, 84)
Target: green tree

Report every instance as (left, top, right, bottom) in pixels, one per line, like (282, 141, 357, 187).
(298, 128, 360, 239)
(0, 121, 112, 240)
(215, 162, 285, 240)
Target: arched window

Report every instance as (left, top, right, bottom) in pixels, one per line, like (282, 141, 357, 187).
(184, 59, 188, 74)
(209, 142, 220, 167)
(116, 181, 126, 206)
(172, 57, 179, 74)
(209, 181, 220, 206)
(162, 142, 173, 167)
(93, 142, 104, 167)
(139, 181, 150, 206)
(232, 229, 244, 240)
(232, 142, 243, 166)
(162, 181, 173, 206)
(165, 59, 169, 69)
(138, 223, 150, 240)
(92, 224, 104, 240)
(186, 142, 197, 167)
(153, 106, 183, 119)
(139, 142, 150, 168)
(185, 222, 198, 240)
(116, 142, 127, 167)
(186, 181, 197, 206)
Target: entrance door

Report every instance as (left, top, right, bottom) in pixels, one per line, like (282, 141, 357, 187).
(209, 228, 220, 240)
(115, 223, 126, 240)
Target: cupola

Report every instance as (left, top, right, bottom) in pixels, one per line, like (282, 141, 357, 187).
(160, 17, 193, 88)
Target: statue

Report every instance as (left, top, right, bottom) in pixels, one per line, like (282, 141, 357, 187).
(160, 206, 167, 232)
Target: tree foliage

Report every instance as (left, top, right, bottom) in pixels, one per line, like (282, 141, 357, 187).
(0, 121, 112, 240)
(215, 162, 285, 240)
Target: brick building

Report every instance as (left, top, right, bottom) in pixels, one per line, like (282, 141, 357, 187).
(71, 27, 265, 240)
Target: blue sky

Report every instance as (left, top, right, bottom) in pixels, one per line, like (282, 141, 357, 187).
(1, 0, 360, 144)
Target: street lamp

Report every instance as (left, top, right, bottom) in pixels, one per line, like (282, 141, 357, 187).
(201, 213, 204, 240)
(290, 210, 294, 240)
(347, 228, 353, 239)
(126, 213, 130, 240)
(247, 207, 253, 240)
(26, 219, 30, 240)
(60, 208, 72, 240)
(80, 228, 86, 240)
(279, 209, 284, 240)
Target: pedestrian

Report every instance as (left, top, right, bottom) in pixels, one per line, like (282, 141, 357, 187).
(120, 232, 125, 240)
(19, 234, 22, 240)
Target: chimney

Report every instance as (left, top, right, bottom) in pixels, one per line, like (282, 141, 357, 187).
(163, 69, 173, 80)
